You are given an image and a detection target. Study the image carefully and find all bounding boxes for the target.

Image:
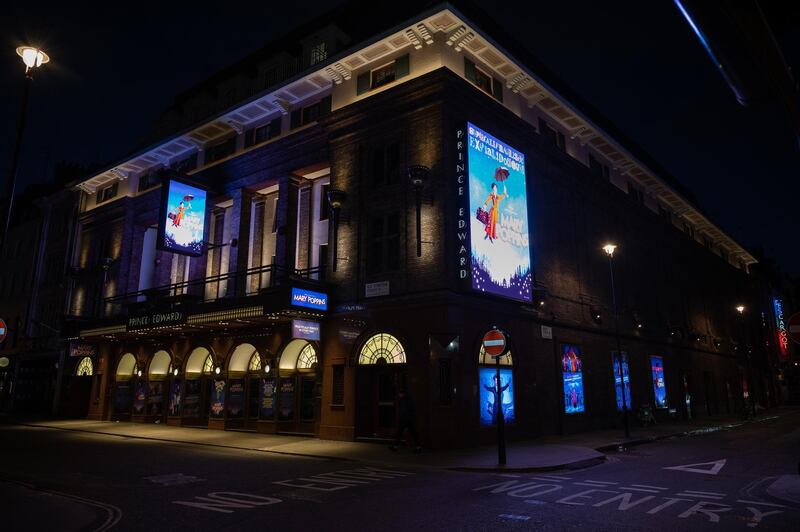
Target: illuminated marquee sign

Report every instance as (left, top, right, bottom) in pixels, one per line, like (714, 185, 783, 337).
(290, 288, 328, 311)
(773, 297, 789, 359)
(157, 178, 208, 257)
(127, 310, 186, 331)
(457, 122, 532, 302)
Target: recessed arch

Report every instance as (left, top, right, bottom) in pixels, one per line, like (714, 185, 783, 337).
(148, 350, 171, 377)
(76, 357, 93, 376)
(228, 343, 259, 373)
(116, 353, 137, 379)
(185, 347, 213, 375)
(279, 339, 317, 371)
(478, 345, 513, 366)
(359, 333, 406, 365)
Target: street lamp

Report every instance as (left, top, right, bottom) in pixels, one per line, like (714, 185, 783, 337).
(735, 304, 755, 417)
(604, 242, 630, 439)
(2, 46, 49, 254)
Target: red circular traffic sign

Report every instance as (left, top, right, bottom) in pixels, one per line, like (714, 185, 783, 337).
(787, 312, 800, 344)
(0, 318, 6, 343)
(482, 329, 507, 357)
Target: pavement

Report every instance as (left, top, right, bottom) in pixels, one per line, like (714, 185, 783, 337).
(6, 407, 796, 472)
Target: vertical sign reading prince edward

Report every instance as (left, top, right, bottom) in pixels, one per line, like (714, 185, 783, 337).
(467, 123, 532, 302)
(158, 178, 207, 256)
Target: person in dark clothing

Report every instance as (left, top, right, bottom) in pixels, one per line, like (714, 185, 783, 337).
(390, 389, 421, 452)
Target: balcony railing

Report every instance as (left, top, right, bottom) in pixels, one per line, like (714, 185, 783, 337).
(102, 264, 323, 318)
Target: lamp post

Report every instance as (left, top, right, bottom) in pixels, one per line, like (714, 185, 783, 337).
(736, 304, 755, 417)
(407, 165, 429, 257)
(2, 46, 49, 254)
(604, 243, 630, 439)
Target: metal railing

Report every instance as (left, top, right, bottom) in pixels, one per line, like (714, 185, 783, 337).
(103, 263, 323, 317)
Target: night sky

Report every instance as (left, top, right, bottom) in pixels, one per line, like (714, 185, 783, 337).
(1, 1, 798, 273)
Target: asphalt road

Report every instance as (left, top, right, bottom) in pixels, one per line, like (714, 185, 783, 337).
(1, 413, 799, 531)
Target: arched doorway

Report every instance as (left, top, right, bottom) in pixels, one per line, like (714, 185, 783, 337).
(61, 356, 94, 419)
(226, 343, 264, 429)
(277, 339, 319, 434)
(112, 353, 137, 419)
(356, 333, 407, 439)
(145, 350, 171, 420)
(478, 343, 515, 428)
(182, 347, 214, 426)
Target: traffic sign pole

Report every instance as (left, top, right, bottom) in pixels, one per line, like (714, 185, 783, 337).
(496, 355, 506, 465)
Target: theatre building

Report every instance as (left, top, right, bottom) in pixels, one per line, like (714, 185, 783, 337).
(63, 2, 784, 448)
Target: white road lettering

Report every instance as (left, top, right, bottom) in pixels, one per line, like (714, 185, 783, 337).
(556, 489, 618, 506)
(664, 459, 726, 475)
(508, 484, 562, 498)
(473, 480, 536, 494)
(678, 501, 732, 522)
(144, 473, 204, 486)
(173, 492, 282, 514)
(499, 514, 530, 521)
(593, 493, 655, 510)
(274, 467, 412, 493)
(645, 497, 692, 514)
(744, 506, 783, 528)
(273, 479, 349, 492)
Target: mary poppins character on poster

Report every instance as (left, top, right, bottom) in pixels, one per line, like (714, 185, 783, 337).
(159, 179, 207, 256)
(468, 123, 532, 302)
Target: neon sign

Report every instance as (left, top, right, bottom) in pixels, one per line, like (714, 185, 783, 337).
(290, 288, 328, 311)
(773, 297, 789, 359)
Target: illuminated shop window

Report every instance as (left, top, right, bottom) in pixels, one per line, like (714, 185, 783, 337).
(76, 357, 94, 376)
(478, 345, 512, 366)
(358, 333, 406, 364)
(203, 354, 214, 374)
(297, 344, 318, 369)
(248, 352, 262, 372)
(561, 344, 585, 414)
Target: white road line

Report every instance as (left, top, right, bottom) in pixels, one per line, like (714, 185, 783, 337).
(499, 514, 530, 521)
(683, 490, 727, 496)
(631, 484, 668, 490)
(496, 474, 520, 478)
(534, 475, 572, 481)
(575, 482, 619, 488)
(531, 477, 564, 483)
(737, 499, 788, 508)
(582, 480, 618, 485)
(675, 493, 725, 500)
(621, 487, 661, 494)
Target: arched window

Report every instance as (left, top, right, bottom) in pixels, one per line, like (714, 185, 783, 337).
(149, 350, 171, 377)
(228, 343, 259, 374)
(248, 352, 262, 372)
(203, 354, 214, 374)
(478, 345, 513, 366)
(116, 353, 137, 379)
(359, 333, 406, 365)
(76, 357, 93, 376)
(297, 344, 318, 369)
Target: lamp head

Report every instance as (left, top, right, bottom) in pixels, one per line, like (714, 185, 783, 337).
(16, 46, 49, 71)
(736, 305, 745, 314)
(327, 188, 347, 210)
(602, 243, 617, 257)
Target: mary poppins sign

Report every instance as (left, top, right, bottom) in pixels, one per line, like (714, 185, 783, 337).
(127, 310, 187, 331)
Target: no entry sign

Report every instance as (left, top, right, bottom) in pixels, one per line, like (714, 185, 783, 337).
(787, 312, 800, 344)
(482, 329, 507, 358)
(0, 318, 6, 343)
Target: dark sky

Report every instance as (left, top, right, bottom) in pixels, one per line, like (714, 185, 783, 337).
(1, 1, 798, 273)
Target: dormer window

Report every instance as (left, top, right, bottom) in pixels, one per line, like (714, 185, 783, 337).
(96, 182, 118, 204)
(357, 54, 410, 95)
(464, 57, 503, 102)
(310, 42, 328, 65)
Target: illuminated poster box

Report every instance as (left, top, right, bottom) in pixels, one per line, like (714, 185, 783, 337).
(562, 344, 585, 414)
(613, 351, 632, 411)
(292, 319, 321, 341)
(466, 122, 532, 302)
(478, 366, 515, 426)
(157, 178, 207, 257)
(650, 355, 667, 408)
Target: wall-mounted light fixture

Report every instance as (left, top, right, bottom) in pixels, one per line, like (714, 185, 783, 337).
(214, 366, 221, 375)
(136, 369, 143, 377)
(264, 363, 271, 374)
(173, 368, 179, 377)
(407, 165, 430, 257)
(327, 188, 347, 272)
(591, 306, 602, 323)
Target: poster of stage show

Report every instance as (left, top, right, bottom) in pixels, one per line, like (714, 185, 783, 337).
(468, 122, 532, 302)
(158, 179, 207, 256)
(562, 344, 585, 414)
(650, 356, 667, 408)
(478, 367, 515, 427)
(613, 351, 632, 411)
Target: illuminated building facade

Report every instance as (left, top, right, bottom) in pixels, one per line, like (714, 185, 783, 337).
(58, 2, 792, 446)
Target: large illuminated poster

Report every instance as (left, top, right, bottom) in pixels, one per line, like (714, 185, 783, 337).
(158, 178, 207, 256)
(467, 123, 532, 302)
(479, 367, 515, 426)
(562, 344, 585, 414)
(650, 356, 667, 408)
(612, 351, 632, 411)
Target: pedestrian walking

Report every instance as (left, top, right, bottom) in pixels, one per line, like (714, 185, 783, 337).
(390, 388, 421, 453)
